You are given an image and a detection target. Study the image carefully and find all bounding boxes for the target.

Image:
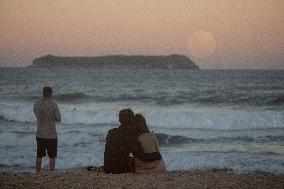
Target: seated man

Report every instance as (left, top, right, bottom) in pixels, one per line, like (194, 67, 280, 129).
(103, 109, 161, 174)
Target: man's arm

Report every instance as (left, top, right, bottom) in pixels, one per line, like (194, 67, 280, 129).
(130, 135, 161, 162)
(33, 103, 37, 116)
(54, 104, 61, 122)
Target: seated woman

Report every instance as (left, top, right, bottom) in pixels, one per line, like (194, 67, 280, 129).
(132, 114, 166, 174)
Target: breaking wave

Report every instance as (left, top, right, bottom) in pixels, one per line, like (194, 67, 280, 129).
(156, 133, 284, 146)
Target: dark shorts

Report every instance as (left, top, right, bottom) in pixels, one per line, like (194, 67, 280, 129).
(36, 137, 57, 158)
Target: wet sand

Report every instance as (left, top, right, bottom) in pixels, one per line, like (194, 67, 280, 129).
(1, 170, 284, 189)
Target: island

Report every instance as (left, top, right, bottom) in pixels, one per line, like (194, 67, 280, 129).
(27, 55, 199, 69)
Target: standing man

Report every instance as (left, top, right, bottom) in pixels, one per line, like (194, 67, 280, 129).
(33, 87, 61, 174)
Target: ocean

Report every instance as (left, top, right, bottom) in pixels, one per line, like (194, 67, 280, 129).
(0, 68, 283, 174)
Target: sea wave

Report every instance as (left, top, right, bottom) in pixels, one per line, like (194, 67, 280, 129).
(268, 95, 284, 105)
(55, 93, 93, 102)
(5, 91, 284, 107)
(156, 133, 284, 146)
(1, 103, 284, 130)
(2, 129, 282, 149)
(52, 93, 284, 106)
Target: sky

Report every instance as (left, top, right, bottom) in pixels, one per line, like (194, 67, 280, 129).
(0, 0, 283, 69)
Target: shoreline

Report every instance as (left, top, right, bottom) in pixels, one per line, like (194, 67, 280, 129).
(1, 170, 283, 189)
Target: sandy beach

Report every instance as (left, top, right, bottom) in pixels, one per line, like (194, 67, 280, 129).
(1, 170, 283, 189)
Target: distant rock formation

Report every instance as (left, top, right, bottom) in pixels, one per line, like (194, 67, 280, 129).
(28, 55, 199, 69)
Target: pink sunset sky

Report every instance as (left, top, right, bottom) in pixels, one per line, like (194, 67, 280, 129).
(0, 0, 283, 69)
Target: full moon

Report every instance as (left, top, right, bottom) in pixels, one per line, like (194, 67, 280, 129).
(187, 30, 217, 59)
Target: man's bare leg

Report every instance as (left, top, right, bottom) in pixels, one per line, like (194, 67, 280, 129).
(36, 157, 42, 174)
(49, 158, 56, 171)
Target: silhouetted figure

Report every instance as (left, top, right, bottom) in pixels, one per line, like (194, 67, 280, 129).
(103, 109, 161, 174)
(133, 114, 166, 174)
(33, 87, 61, 174)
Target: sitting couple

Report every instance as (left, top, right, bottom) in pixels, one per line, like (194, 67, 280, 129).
(89, 109, 166, 174)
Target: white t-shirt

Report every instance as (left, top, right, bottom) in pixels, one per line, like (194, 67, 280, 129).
(33, 99, 61, 139)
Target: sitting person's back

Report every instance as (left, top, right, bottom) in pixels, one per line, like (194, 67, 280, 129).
(104, 127, 129, 173)
(133, 114, 166, 173)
